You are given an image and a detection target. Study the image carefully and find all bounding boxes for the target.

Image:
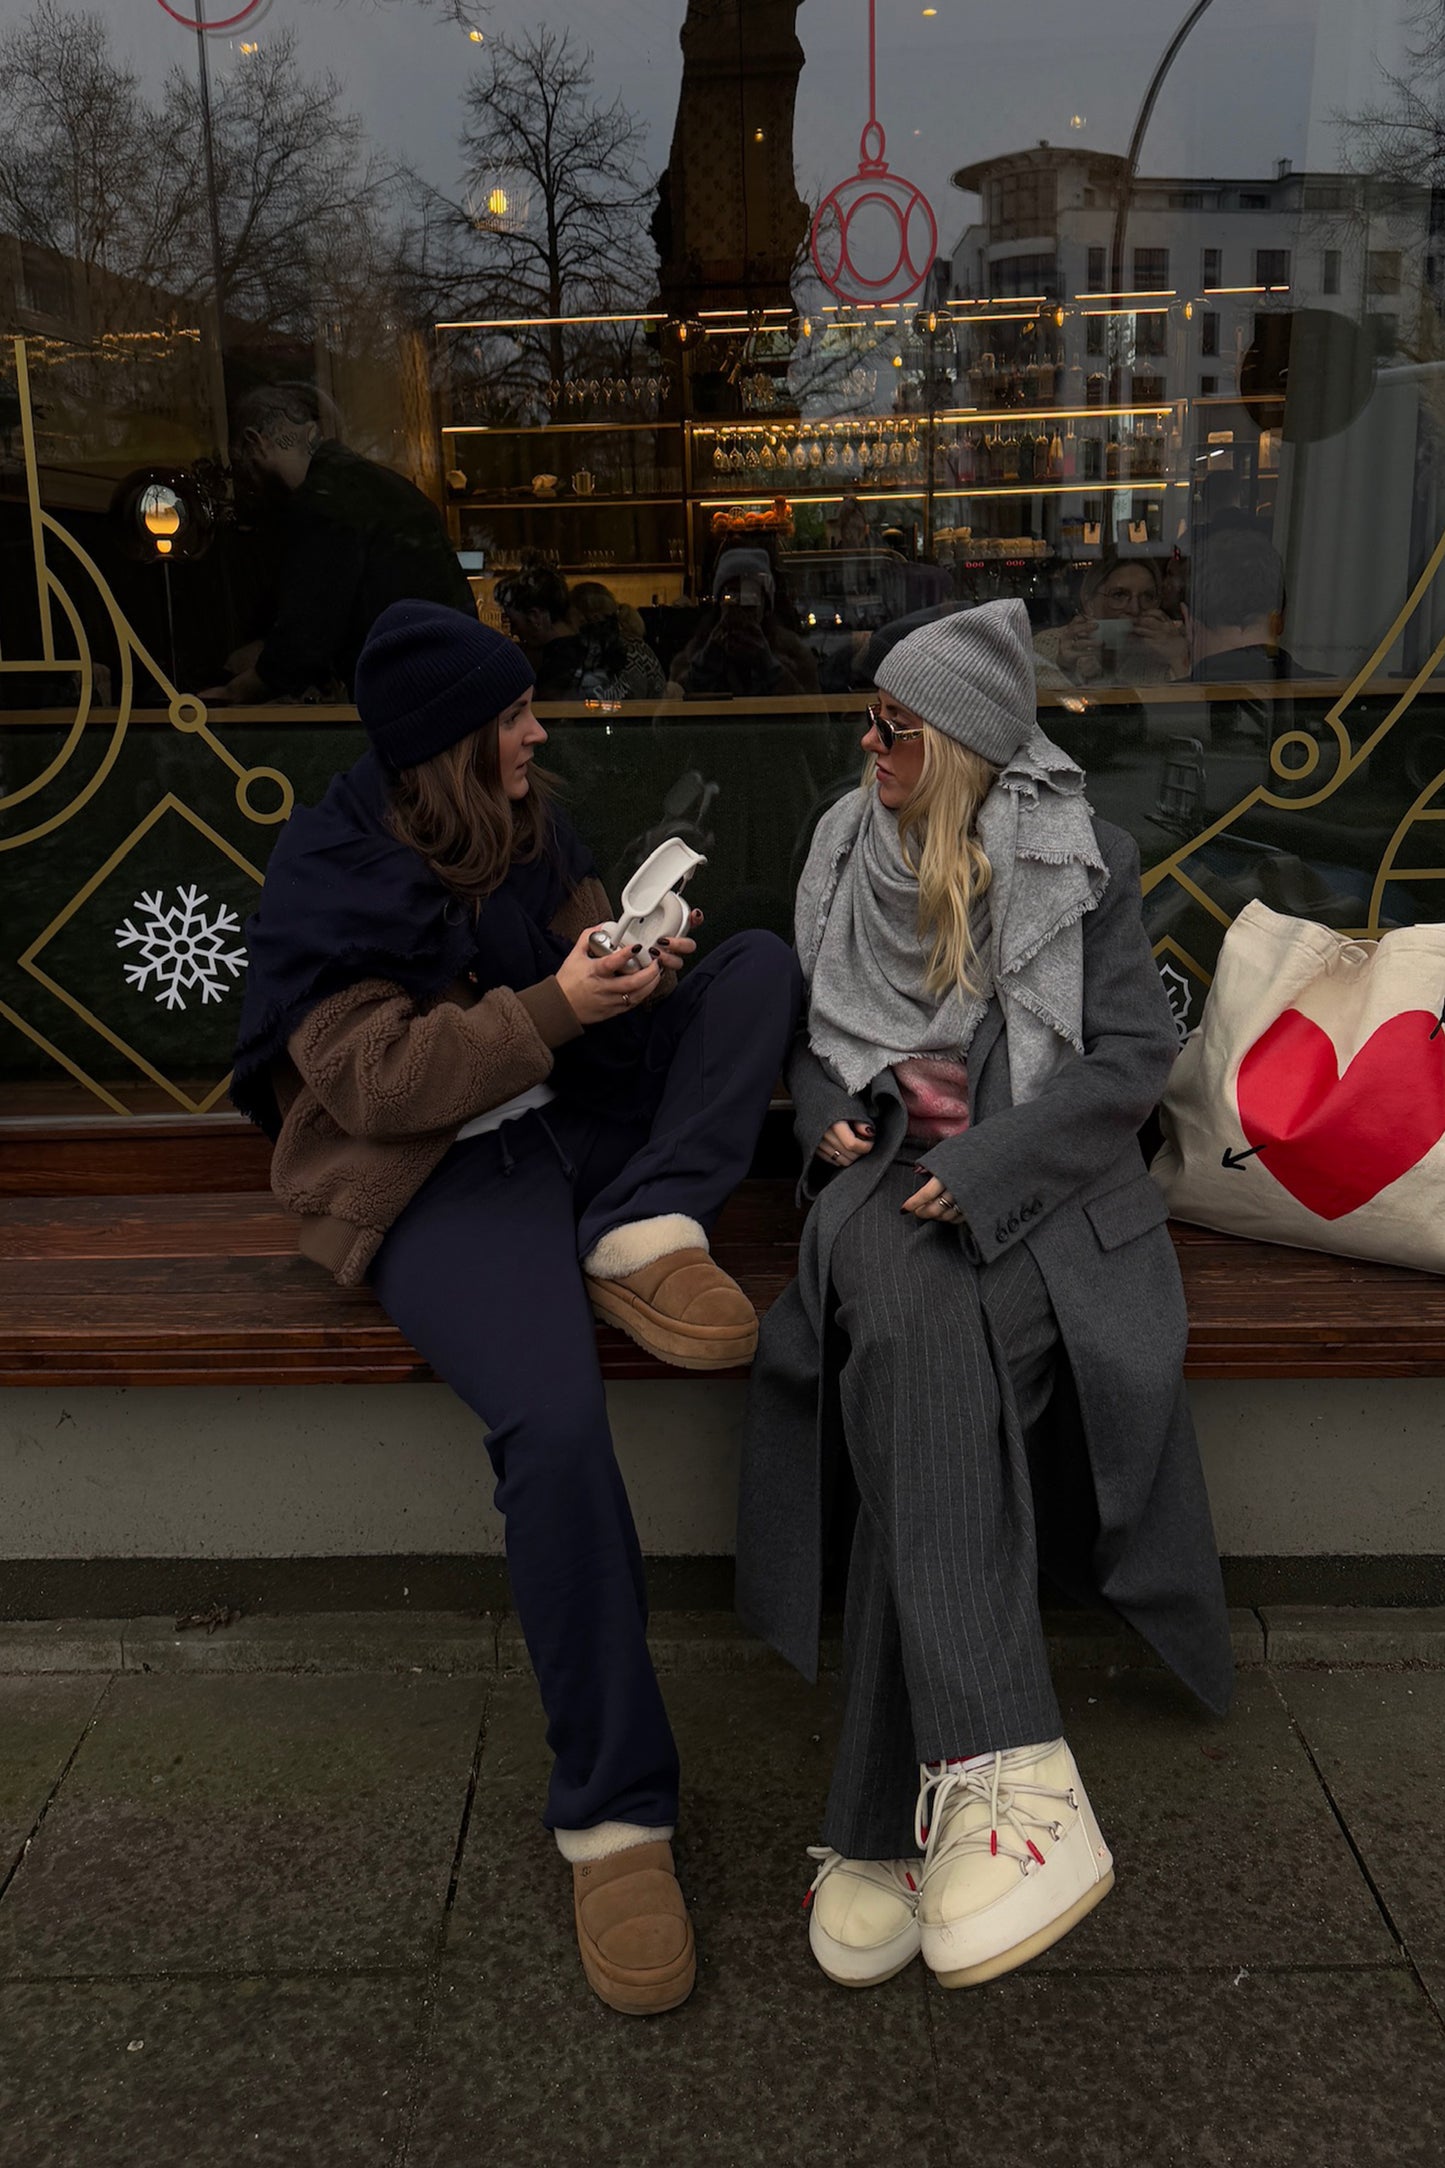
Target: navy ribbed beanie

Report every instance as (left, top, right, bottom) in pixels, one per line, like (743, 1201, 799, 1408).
(354, 600, 536, 773)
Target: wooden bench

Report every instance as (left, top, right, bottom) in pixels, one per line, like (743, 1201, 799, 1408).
(4, 1116, 1445, 1386)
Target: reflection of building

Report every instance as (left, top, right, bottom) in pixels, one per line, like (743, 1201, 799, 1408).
(652, 0, 809, 317)
(945, 144, 1440, 674)
(950, 143, 1430, 403)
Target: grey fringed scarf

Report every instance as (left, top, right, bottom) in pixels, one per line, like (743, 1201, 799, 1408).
(795, 726, 1109, 1103)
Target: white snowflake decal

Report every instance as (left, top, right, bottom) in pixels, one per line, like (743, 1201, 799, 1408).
(115, 885, 248, 1011)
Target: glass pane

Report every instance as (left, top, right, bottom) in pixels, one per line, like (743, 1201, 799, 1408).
(3, 0, 1445, 1116)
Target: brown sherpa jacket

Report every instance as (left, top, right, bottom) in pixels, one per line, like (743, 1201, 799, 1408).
(270, 876, 611, 1284)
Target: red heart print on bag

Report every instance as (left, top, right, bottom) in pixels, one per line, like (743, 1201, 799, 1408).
(1235, 1007, 1445, 1220)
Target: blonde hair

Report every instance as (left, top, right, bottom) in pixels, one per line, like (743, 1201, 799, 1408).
(867, 728, 998, 996)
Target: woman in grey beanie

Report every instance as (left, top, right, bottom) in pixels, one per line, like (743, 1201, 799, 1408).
(736, 598, 1232, 1991)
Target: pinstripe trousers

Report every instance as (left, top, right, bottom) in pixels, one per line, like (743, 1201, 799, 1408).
(823, 1156, 1064, 1859)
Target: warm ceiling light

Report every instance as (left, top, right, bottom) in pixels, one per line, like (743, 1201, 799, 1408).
(922, 7, 938, 14)
(753, 127, 765, 142)
(238, 40, 258, 54)
(468, 27, 485, 41)
(486, 187, 509, 217)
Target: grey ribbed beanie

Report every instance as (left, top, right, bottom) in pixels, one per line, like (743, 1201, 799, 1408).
(873, 599, 1036, 765)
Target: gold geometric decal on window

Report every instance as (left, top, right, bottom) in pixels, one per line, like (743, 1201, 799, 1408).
(1, 334, 295, 1113)
(17, 796, 264, 1115)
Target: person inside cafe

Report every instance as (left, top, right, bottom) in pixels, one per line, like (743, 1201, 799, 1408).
(202, 384, 475, 704)
(666, 547, 820, 700)
(1032, 556, 1187, 688)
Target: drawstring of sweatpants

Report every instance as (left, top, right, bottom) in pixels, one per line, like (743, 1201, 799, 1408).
(535, 1110, 577, 1182)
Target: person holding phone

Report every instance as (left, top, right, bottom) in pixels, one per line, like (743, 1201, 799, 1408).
(737, 599, 1231, 1991)
(233, 601, 800, 2016)
(1034, 556, 1186, 687)
(668, 547, 820, 698)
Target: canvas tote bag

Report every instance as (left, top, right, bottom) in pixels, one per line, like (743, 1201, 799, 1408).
(1153, 901, 1445, 1270)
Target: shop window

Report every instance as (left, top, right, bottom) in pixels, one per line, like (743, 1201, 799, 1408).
(1368, 249, 1403, 295)
(17, 245, 70, 320)
(1323, 249, 1342, 295)
(985, 168, 1057, 241)
(1132, 248, 1171, 292)
(1134, 311, 1168, 357)
(1255, 248, 1291, 288)
(991, 252, 1058, 299)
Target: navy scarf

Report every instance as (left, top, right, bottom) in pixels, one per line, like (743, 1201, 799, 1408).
(232, 750, 596, 1137)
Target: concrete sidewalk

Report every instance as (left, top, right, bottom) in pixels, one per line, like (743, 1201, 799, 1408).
(2, 1611, 1444, 2167)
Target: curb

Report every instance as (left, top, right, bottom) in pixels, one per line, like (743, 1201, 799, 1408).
(0, 1604, 1411, 1679)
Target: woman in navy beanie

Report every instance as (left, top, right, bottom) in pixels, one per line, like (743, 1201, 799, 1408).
(234, 599, 801, 2015)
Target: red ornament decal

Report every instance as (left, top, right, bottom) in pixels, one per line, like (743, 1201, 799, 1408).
(810, 0, 938, 306)
(154, 0, 268, 31)
(1235, 1007, 1445, 1219)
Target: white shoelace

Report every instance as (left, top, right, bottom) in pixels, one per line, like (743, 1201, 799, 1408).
(914, 1752, 1078, 1880)
(803, 1847, 920, 1913)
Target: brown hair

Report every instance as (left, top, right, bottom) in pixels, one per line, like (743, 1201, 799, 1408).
(386, 721, 555, 908)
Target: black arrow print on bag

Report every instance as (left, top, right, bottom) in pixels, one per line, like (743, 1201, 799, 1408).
(1431, 997, 1445, 1042)
(1221, 1144, 1266, 1170)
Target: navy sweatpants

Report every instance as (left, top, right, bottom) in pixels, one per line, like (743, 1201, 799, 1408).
(371, 932, 801, 1836)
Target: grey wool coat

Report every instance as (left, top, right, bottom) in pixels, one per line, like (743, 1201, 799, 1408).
(735, 818, 1235, 1718)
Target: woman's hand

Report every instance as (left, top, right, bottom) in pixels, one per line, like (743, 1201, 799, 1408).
(816, 1118, 875, 1170)
(651, 908, 704, 980)
(902, 1172, 966, 1224)
(1132, 607, 1189, 676)
(555, 925, 662, 1026)
(1056, 616, 1103, 682)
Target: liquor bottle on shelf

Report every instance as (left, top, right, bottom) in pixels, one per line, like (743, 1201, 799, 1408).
(1086, 372, 1106, 407)
(959, 431, 978, 484)
(1018, 432, 1035, 484)
(1105, 436, 1120, 481)
(1000, 433, 1020, 482)
(1046, 431, 1063, 480)
(1081, 431, 1101, 482)
(1062, 425, 1078, 482)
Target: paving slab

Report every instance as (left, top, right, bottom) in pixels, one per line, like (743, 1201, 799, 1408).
(120, 1611, 500, 1675)
(0, 1623, 123, 1674)
(446, 1668, 843, 1971)
(407, 1955, 931, 2168)
(926, 1967, 1445, 2168)
(1277, 1669, 1445, 1966)
(0, 1974, 422, 2168)
(0, 1677, 109, 1882)
(1029, 1670, 1396, 1972)
(0, 1672, 486, 1978)
(1264, 1606, 1445, 1666)
(1044, 1605, 1266, 1670)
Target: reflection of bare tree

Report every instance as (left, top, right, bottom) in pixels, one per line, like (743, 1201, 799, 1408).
(423, 28, 655, 412)
(0, 4, 405, 351)
(1342, 1, 1445, 192)
(0, 2, 180, 311)
(1339, 1, 1445, 428)
(164, 32, 403, 345)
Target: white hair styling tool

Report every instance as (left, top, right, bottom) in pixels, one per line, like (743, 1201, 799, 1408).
(587, 836, 707, 972)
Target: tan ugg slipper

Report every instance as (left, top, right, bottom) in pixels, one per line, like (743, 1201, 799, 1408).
(572, 1840, 697, 2016)
(588, 1248, 758, 1370)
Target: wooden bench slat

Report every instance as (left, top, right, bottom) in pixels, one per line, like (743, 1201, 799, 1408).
(3, 1184, 1443, 1386)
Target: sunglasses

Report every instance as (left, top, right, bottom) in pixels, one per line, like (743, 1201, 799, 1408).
(866, 703, 926, 751)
